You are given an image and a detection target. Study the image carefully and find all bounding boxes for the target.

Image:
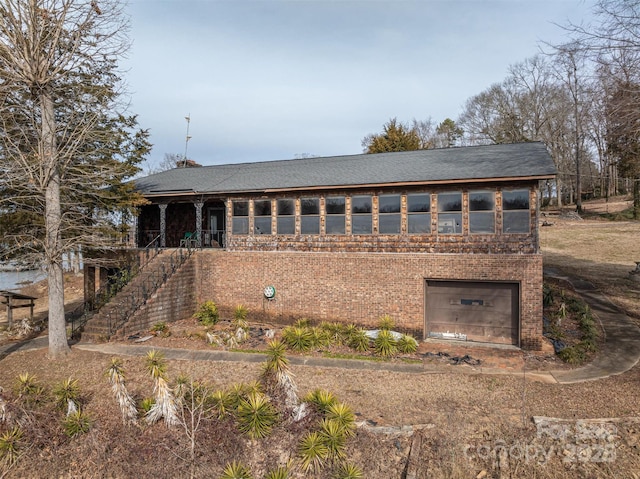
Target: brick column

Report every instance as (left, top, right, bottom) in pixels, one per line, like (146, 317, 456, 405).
(159, 203, 167, 248)
(195, 201, 203, 248)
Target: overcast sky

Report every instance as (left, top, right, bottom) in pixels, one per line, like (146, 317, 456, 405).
(123, 0, 594, 169)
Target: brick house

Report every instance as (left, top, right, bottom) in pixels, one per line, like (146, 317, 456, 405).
(133, 142, 556, 350)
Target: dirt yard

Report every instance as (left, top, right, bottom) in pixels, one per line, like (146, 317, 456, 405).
(0, 199, 639, 478)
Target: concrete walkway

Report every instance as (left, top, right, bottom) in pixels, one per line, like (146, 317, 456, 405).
(545, 268, 640, 384)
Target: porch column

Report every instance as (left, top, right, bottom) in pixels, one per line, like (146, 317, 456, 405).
(84, 265, 96, 310)
(159, 203, 167, 248)
(195, 201, 203, 248)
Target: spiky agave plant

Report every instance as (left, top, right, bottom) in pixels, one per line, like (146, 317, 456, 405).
(220, 460, 253, 479)
(397, 334, 418, 354)
(374, 329, 397, 358)
(106, 358, 138, 425)
(303, 389, 338, 414)
(52, 377, 81, 416)
(346, 328, 370, 353)
(14, 372, 45, 405)
(261, 340, 299, 412)
(144, 350, 179, 426)
(236, 391, 278, 439)
(0, 427, 23, 466)
(326, 402, 356, 437)
(264, 464, 291, 479)
(298, 431, 329, 472)
(319, 418, 347, 460)
(333, 462, 364, 479)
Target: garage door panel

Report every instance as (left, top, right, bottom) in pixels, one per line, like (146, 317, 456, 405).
(426, 281, 519, 345)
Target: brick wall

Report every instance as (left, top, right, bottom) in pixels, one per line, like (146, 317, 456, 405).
(194, 250, 544, 350)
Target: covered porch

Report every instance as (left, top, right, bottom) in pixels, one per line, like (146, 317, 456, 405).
(137, 198, 227, 248)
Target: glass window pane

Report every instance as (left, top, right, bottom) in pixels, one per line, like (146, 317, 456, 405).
(232, 217, 248, 234)
(469, 212, 495, 233)
(438, 213, 461, 234)
(503, 211, 530, 233)
(277, 199, 295, 215)
(408, 194, 430, 212)
(326, 197, 345, 214)
(438, 192, 462, 212)
(277, 216, 295, 234)
(255, 217, 271, 235)
(469, 191, 494, 211)
(352, 215, 372, 234)
(301, 216, 319, 234)
(379, 195, 400, 213)
(379, 214, 400, 234)
(408, 214, 431, 234)
(301, 198, 319, 215)
(254, 200, 271, 216)
(326, 215, 345, 234)
(503, 190, 530, 210)
(352, 195, 372, 213)
(233, 201, 248, 216)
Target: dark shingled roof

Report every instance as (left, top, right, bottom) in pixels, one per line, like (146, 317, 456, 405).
(135, 142, 556, 196)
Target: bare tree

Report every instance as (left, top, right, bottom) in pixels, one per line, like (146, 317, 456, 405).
(0, 0, 149, 357)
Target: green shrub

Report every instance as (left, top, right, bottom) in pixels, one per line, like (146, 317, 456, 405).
(139, 397, 155, 414)
(346, 329, 370, 352)
(236, 391, 278, 439)
(194, 300, 219, 326)
(63, 410, 91, 437)
(264, 465, 290, 479)
(0, 427, 23, 466)
(333, 462, 364, 479)
(14, 372, 46, 405)
(52, 377, 81, 411)
(319, 418, 347, 459)
(326, 402, 356, 437)
(151, 321, 170, 337)
(299, 431, 329, 472)
(234, 304, 248, 321)
(397, 334, 418, 354)
(220, 460, 253, 479)
(261, 340, 290, 380)
(311, 326, 332, 348)
(373, 329, 397, 358)
(294, 318, 311, 328)
(209, 389, 233, 419)
(282, 326, 314, 352)
(303, 389, 337, 414)
(378, 314, 395, 331)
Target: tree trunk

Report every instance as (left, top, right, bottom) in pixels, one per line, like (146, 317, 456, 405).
(634, 178, 640, 220)
(41, 92, 70, 358)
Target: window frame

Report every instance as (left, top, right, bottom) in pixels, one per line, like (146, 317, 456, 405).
(300, 197, 320, 235)
(407, 193, 431, 234)
(325, 196, 346, 234)
(378, 194, 401, 234)
(469, 190, 495, 234)
(351, 195, 372, 235)
(502, 189, 531, 234)
(231, 200, 249, 235)
(253, 199, 272, 235)
(276, 198, 296, 235)
(437, 192, 462, 234)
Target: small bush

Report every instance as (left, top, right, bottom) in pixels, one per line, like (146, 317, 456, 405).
(319, 418, 347, 459)
(282, 326, 314, 352)
(234, 304, 248, 322)
(14, 372, 46, 405)
(52, 377, 81, 411)
(236, 391, 278, 439)
(63, 410, 91, 437)
(194, 300, 219, 326)
(333, 462, 364, 479)
(299, 431, 329, 472)
(294, 318, 311, 328)
(139, 397, 155, 414)
(264, 465, 290, 479)
(397, 334, 418, 354)
(220, 460, 253, 479)
(346, 329, 370, 352)
(311, 326, 332, 348)
(373, 329, 397, 358)
(326, 402, 356, 437)
(304, 389, 337, 414)
(151, 322, 170, 337)
(378, 314, 395, 331)
(0, 427, 23, 466)
(209, 389, 233, 419)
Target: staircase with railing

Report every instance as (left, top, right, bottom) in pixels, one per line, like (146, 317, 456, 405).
(77, 244, 196, 342)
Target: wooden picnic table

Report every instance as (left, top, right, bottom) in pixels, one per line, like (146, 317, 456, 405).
(0, 290, 37, 329)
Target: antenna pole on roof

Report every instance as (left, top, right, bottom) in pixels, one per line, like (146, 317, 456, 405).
(183, 114, 191, 167)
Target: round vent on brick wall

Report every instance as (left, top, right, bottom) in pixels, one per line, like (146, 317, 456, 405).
(263, 285, 276, 300)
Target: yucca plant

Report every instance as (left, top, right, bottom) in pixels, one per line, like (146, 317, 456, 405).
(0, 427, 23, 466)
(173, 373, 191, 406)
(346, 328, 370, 352)
(261, 340, 299, 411)
(236, 391, 278, 439)
(378, 314, 395, 331)
(397, 334, 418, 354)
(294, 318, 311, 328)
(106, 358, 138, 425)
(63, 410, 91, 437)
(333, 462, 364, 479)
(264, 465, 290, 479)
(311, 326, 331, 348)
(319, 418, 347, 460)
(234, 304, 248, 322)
(220, 460, 253, 479)
(144, 350, 179, 426)
(299, 431, 329, 472)
(303, 389, 338, 414)
(282, 326, 314, 352)
(209, 389, 232, 419)
(14, 372, 45, 405)
(374, 329, 397, 358)
(139, 397, 155, 414)
(326, 402, 356, 437)
(52, 377, 81, 416)
(227, 381, 262, 410)
(320, 322, 347, 345)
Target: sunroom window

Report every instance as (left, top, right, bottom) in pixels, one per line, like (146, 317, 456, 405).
(277, 198, 295, 235)
(254, 199, 271, 235)
(437, 192, 461, 234)
(469, 191, 495, 234)
(379, 194, 401, 234)
(407, 193, 431, 234)
(352, 195, 372, 234)
(503, 189, 530, 233)
(325, 196, 345, 234)
(301, 197, 320, 234)
(232, 201, 249, 235)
